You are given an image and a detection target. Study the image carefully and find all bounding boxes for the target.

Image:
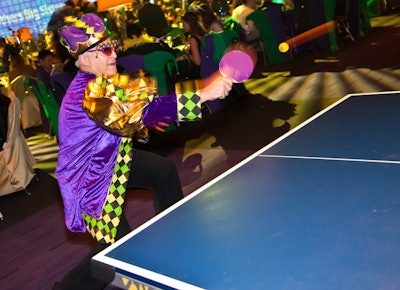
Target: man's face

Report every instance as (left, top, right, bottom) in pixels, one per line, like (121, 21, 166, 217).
(81, 39, 119, 76)
(39, 55, 55, 72)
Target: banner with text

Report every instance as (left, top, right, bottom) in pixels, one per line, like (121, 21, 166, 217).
(0, 0, 65, 39)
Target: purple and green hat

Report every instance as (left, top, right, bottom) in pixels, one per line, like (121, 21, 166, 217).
(59, 13, 107, 58)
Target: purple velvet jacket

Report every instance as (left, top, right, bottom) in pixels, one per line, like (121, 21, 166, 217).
(55, 71, 178, 232)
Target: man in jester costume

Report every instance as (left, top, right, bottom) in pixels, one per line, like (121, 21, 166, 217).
(54, 13, 232, 289)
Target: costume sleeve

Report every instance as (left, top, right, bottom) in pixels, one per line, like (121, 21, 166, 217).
(142, 79, 202, 127)
(175, 79, 202, 121)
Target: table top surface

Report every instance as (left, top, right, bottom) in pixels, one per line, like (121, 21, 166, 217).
(93, 91, 400, 290)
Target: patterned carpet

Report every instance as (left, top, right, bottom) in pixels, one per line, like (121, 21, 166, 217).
(26, 133, 58, 176)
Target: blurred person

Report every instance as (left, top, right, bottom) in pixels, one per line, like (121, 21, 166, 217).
(47, 0, 77, 33)
(49, 34, 79, 106)
(231, 0, 261, 28)
(0, 90, 10, 150)
(246, 1, 291, 64)
(182, 11, 207, 70)
(120, 22, 177, 56)
(8, 52, 35, 82)
(53, 13, 232, 289)
(118, 22, 180, 95)
(181, 1, 224, 79)
(190, 0, 224, 32)
(34, 49, 57, 135)
(245, 0, 281, 43)
(122, 22, 154, 50)
(34, 49, 56, 89)
(52, 34, 78, 75)
(0, 37, 19, 72)
(138, 0, 170, 38)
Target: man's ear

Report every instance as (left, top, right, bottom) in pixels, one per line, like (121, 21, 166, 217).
(77, 53, 89, 66)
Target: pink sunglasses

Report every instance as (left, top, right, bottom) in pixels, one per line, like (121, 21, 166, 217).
(87, 39, 121, 57)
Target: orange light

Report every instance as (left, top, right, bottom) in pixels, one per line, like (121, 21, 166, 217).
(18, 27, 33, 42)
(97, 0, 132, 12)
(6, 37, 15, 45)
(279, 21, 336, 53)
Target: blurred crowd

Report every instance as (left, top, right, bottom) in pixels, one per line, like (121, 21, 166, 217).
(0, 0, 392, 97)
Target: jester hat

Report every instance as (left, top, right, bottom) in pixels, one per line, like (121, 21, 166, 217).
(59, 13, 106, 58)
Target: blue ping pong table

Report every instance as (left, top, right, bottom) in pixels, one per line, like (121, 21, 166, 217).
(92, 92, 400, 290)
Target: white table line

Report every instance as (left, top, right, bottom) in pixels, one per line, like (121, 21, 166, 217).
(259, 154, 400, 165)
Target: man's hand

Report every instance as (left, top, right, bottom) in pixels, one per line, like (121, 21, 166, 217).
(153, 120, 171, 132)
(199, 73, 233, 103)
(145, 115, 173, 132)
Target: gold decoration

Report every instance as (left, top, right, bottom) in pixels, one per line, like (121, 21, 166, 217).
(83, 72, 157, 137)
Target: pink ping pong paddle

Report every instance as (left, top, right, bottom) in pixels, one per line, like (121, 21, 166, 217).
(219, 50, 255, 83)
